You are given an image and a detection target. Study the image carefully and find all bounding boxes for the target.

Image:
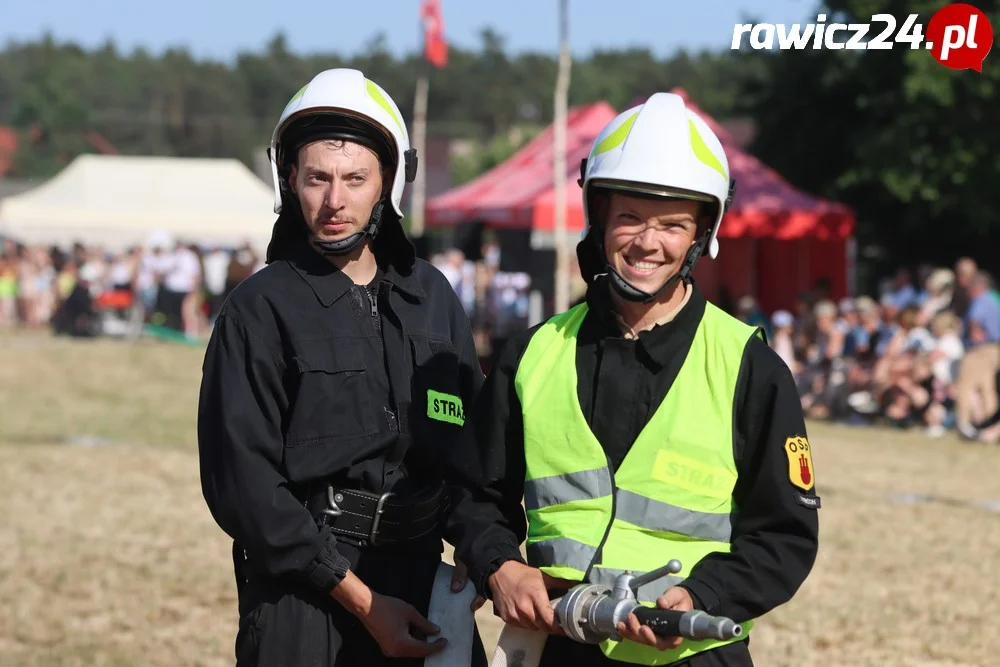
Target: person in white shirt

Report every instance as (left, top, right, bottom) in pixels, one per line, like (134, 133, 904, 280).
(108, 248, 138, 291)
(929, 310, 964, 386)
(161, 242, 203, 337)
(921, 311, 965, 436)
(201, 246, 231, 322)
(135, 251, 158, 314)
(163, 244, 201, 294)
(436, 248, 476, 315)
(770, 310, 798, 375)
(139, 232, 177, 320)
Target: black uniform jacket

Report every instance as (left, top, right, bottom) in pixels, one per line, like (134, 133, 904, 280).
(446, 279, 820, 665)
(198, 234, 484, 596)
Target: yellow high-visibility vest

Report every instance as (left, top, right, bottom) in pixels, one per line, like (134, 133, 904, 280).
(514, 301, 759, 664)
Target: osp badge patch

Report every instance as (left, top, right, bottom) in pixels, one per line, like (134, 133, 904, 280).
(784, 436, 814, 491)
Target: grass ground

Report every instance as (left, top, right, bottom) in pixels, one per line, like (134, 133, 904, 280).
(1, 330, 998, 666)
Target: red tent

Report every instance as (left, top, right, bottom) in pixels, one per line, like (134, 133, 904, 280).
(427, 90, 856, 313)
(425, 101, 618, 229)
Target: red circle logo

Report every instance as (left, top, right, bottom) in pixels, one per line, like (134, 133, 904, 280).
(926, 3, 993, 72)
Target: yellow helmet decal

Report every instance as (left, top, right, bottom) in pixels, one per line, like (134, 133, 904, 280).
(365, 79, 405, 136)
(288, 84, 308, 105)
(592, 111, 638, 156)
(688, 119, 726, 180)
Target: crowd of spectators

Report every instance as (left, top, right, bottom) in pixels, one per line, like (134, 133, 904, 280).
(744, 260, 1000, 444)
(429, 239, 537, 366)
(0, 233, 260, 339)
(6, 233, 997, 445)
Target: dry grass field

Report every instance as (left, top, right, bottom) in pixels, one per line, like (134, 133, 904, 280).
(2, 330, 999, 666)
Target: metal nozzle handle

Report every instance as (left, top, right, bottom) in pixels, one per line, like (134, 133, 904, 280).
(633, 608, 743, 641)
(628, 559, 683, 593)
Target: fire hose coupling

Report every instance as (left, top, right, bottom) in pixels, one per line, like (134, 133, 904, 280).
(554, 559, 743, 644)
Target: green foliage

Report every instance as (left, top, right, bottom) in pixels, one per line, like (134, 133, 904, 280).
(0, 29, 750, 182)
(742, 0, 1000, 276)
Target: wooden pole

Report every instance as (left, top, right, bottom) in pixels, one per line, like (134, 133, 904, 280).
(411, 74, 429, 238)
(553, 0, 572, 314)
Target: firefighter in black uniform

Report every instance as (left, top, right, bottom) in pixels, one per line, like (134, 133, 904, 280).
(446, 93, 820, 666)
(198, 69, 487, 666)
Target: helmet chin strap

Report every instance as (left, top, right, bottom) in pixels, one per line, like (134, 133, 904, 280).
(312, 200, 385, 257)
(604, 233, 708, 304)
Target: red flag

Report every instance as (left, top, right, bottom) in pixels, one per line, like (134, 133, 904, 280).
(420, 0, 448, 68)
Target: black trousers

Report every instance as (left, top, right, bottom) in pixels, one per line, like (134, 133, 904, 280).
(153, 287, 187, 332)
(234, 546, 488, 667)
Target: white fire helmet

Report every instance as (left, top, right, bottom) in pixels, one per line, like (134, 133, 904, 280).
(268, 68, 416, 218)
(579, 92, 734, 260)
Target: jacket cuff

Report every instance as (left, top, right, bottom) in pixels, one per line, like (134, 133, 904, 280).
(678, 578, 720, 614)
(472, 545, 525, 600)
(301, 538, 351, 594)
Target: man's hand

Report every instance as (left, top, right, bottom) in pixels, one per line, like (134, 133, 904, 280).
(487, 560, 561, 634)
(359, 592, 449, 658)
(450, 559, 487, 612)
(615, 586, 695, 651)
(331, 569, 447, 658)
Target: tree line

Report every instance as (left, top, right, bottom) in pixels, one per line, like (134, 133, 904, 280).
(1, 0, 997, 276)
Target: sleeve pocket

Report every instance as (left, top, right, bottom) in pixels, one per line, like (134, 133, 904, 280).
(412, 336, 464, 428)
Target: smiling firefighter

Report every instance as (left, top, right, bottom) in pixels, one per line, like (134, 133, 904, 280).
(447, 92, 822, 667)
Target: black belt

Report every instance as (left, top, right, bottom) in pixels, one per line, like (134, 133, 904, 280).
(311, 483, 449, 546)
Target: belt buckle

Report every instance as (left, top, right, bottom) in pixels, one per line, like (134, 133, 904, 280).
(369, 491, 395, 545)
(321, 486, 344, 518)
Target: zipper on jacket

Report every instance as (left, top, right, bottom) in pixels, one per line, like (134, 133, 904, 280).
(365, 283, 383, 338)
(367, 288, 379, 321)
(366, 284, 396, 431)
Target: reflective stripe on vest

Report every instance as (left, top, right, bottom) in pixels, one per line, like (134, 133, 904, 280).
(526, 476, 733, 543)
(514, 301, 758, 665)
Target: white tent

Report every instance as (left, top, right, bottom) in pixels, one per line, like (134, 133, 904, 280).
(0, 154, 278, 253)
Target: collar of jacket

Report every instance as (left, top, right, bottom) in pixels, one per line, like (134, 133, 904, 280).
(284, 234, 426, 307)
(584, 276, 707, 369)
